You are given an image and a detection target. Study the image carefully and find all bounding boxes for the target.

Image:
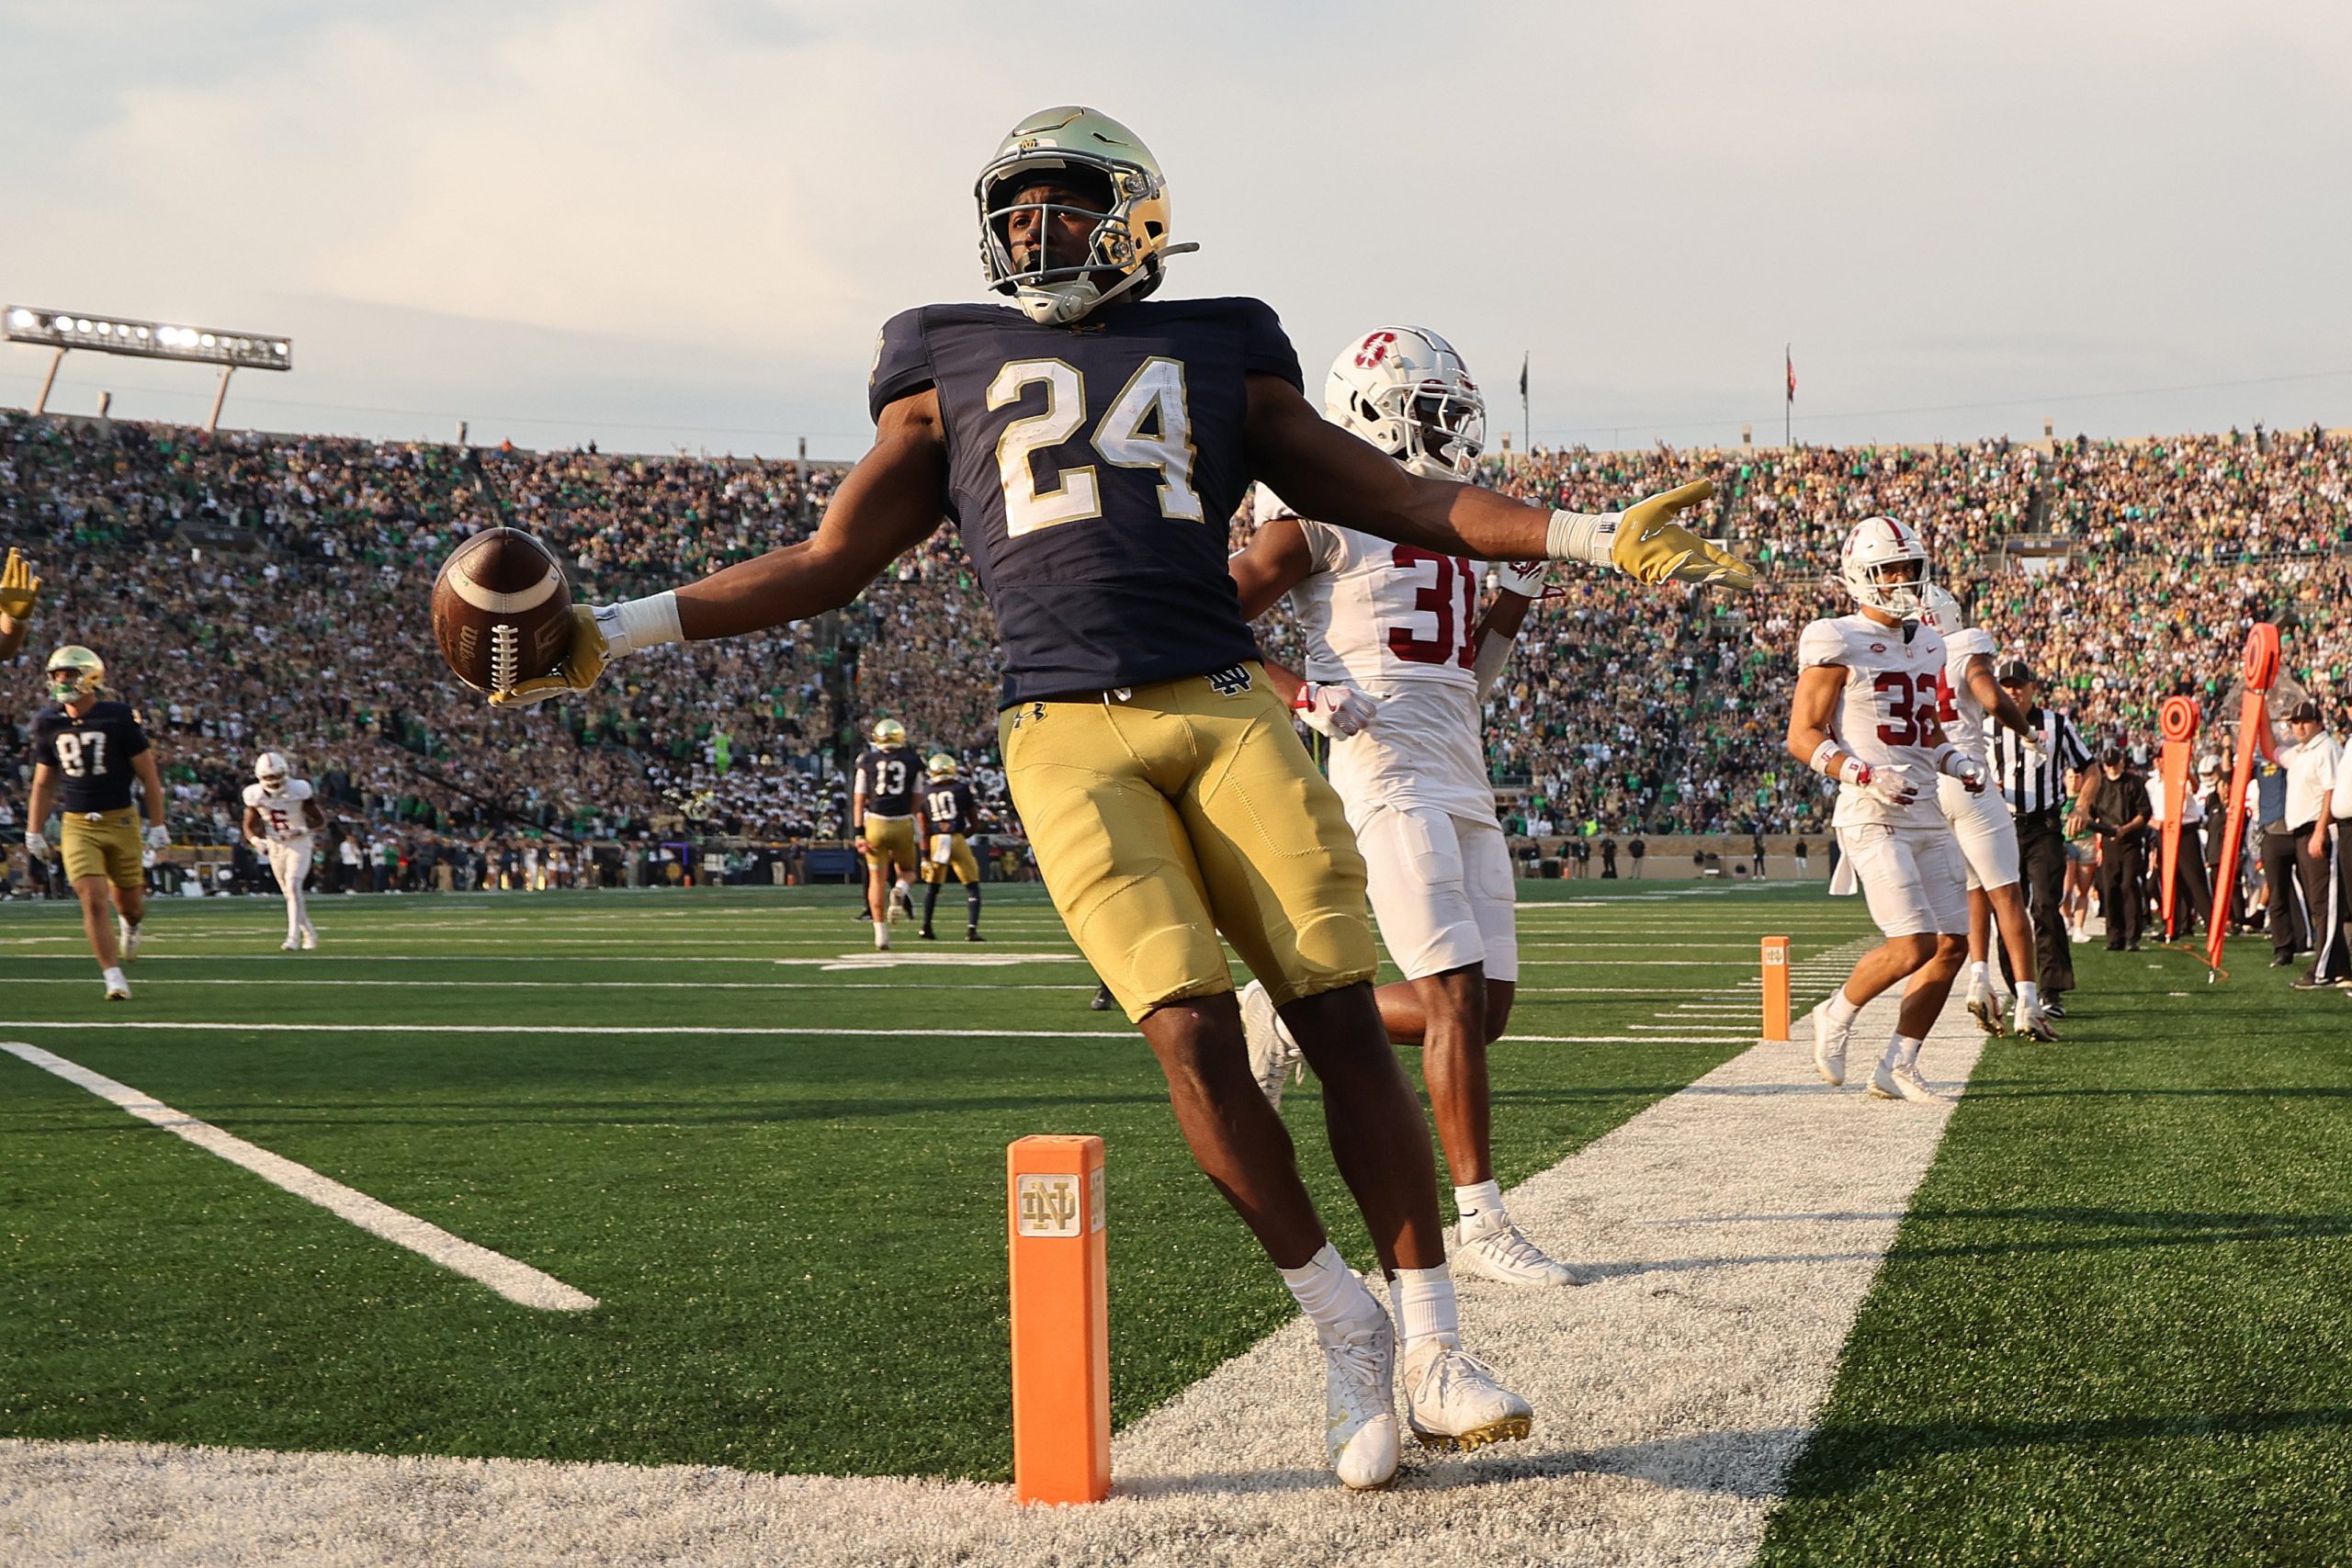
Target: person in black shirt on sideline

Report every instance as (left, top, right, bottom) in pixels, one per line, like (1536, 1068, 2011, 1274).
(2082, 742, 2153, 952)
(24, 646, 171, 1000)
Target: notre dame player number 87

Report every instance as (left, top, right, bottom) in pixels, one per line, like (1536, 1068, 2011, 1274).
(988, 356, 1203, 535)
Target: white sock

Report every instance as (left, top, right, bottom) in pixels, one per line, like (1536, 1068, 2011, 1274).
(1280, 1244, 1382, 1337)
(1388, 1264, 1459, 1349)
(873, 920, 888, 939)
(1887, 1034, 1924, 1070)
(1968, 961, 1989, 991)
(1825, 988, 1861, 1026)
(102, 966, 127, 987)
(2018, 981, 2041, 1010)
(1453, 1179, 1506, 1234)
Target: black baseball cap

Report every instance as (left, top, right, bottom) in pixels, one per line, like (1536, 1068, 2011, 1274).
(1996, 660, 2036, 685)
(2286, 698, 2322, 723)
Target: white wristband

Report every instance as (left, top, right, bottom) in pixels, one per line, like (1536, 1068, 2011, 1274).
(597, 591, 683, 658)
(1544, 508, 1623, 569)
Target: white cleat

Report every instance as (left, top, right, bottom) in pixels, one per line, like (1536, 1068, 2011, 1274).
(1240, 979, 1302, 1110)
(1319, 1316, 1400, 1490)
(1811, 1007, 1849, 1086)
(1870, 1062, 1942, 1102)
(281, 941, 300, 953)
(2016, 1003, 2058, 1042)
(1398, 1337, 1533, 1454)
(1965, 989, 2007, 1037)
(300, 930, 319, 952)
(103, 973, 130, 1002)
(1450, 1210, 1586, 1288)
(118, 918, 141, 962)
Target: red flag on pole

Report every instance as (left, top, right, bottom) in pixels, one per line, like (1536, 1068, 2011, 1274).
(1785, 345, 1795, 403)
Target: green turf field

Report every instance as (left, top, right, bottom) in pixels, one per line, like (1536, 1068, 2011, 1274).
(1756, 942, 2352, 1566)
(5, 880, 2346, 1562)
(0, 881, 1846, 1479)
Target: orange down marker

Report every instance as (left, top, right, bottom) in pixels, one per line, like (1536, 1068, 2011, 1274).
(1007, 1134, 1110, 1505)
(1762, 936, 1792, 1041)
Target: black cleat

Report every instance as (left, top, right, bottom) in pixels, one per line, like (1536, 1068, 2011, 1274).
(1090, 984, 1115, 1012)
(919, 929, 937, 941)
(967, 930, 985, 942)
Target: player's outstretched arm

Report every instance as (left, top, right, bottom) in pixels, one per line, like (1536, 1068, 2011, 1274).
(1243, 374, 1752, 592)
(493, 394, 949, 704)
(1227, 514, 1317, 620)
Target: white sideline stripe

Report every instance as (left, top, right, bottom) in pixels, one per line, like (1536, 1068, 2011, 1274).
(0, 987, 1984, 1566)
(0, 1042, 595, 1314)
(0, 1021, 1762, 1046)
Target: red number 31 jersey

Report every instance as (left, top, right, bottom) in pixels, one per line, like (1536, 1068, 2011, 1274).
(1797, 613, 1952, 829)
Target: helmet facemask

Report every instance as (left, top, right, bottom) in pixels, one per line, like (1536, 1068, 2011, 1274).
(45, 646, 104, 705)
(1848, 556, 1930, 619)
(979, 156, 1167, 325)
(1326, 327, 1486, 479)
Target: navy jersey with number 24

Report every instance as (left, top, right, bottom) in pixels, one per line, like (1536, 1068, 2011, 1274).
(868, 298, 1302, 706)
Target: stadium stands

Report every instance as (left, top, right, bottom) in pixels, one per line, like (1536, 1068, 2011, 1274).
(4, 410, 2346, 874)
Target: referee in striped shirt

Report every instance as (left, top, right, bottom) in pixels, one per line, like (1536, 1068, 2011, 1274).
(1987, 660, 2094, 1011)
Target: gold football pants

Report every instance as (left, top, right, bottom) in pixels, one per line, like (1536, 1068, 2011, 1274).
(861, 815, 920, 876)
(922, 832, 982, 886)
(999, 662, 1375, 1022)
(60, 807, 144, 889)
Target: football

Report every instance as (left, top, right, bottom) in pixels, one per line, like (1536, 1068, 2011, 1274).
(430, 527, 576, 695)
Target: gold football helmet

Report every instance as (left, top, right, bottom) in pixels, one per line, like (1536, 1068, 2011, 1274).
(872, 717, 907, 747)
(927, 753, 959, 780)
(977, 106, 1195, 325)
(46, 644, 105, 704)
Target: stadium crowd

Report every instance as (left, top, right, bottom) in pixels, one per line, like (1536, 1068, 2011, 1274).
(3, 409, 2347, 878)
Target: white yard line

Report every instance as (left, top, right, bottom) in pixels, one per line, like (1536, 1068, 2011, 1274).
(0, 1021, 1765, 1047)
(0, 985, 1981, 1568)
(0, 1043, 594, 1314)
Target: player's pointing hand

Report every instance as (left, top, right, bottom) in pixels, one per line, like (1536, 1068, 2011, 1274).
(1614, 481, 1755, 592)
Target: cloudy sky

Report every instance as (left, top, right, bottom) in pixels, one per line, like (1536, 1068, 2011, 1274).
(4, 1, 2347, 459)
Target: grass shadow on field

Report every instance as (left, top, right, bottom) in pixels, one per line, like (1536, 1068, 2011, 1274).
(1782, 1405, 2352, 1499)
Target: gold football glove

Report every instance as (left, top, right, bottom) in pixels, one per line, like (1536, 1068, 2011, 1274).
(0, 548, 40, 621)
(1613, 480, 1755, 592)
(489, 606, 612, 706)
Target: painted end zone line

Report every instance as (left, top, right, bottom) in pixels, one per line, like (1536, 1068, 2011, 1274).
(0, 1042, 595, 1314)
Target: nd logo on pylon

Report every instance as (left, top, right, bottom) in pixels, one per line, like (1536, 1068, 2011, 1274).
(1016, 1174, 1082, 1237)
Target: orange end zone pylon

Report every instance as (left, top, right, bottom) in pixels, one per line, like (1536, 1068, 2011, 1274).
(1762, 936, 1792, 1041)
(1007, 1134, 1110, 1506)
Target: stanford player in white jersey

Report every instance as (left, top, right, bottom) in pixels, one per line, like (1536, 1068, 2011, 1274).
(1917, 587, 2051, 1040)
(242, 751, 325, 951)
(1227, 325, 1579, 1290)
(1787, 517, 1990, 1103)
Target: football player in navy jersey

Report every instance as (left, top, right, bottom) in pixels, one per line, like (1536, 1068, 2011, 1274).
(25, 647, 172, 1000)
(495, 105, 1753, 1488)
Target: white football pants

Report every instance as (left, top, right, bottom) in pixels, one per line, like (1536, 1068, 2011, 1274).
(268, 838, 317, 942)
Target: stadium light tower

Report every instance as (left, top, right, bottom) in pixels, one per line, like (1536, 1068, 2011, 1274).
(4, 304, 292, 433)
